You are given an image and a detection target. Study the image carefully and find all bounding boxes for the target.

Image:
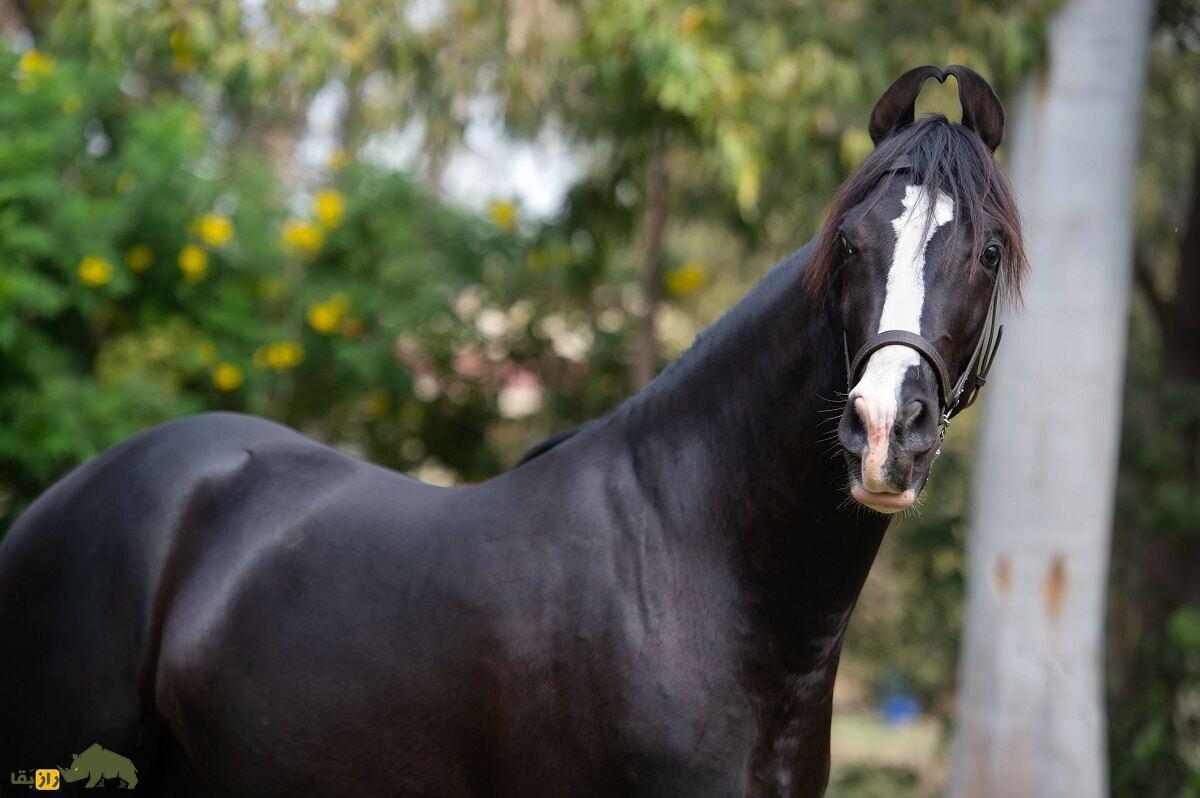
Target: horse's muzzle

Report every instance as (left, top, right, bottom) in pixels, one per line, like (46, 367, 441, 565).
(837, 363, 940, 513)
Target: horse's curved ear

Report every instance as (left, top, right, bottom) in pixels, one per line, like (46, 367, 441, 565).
(944, 65, 1004, 151)
(869, 65, 945, 146)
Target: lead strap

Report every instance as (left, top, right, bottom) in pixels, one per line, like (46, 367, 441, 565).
(945, 275, 1003, 420)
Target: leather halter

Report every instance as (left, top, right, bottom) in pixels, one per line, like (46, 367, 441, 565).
(842, 158, 1005, 439)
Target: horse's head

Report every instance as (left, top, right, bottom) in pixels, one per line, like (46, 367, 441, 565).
(808, 66, 1027, 514)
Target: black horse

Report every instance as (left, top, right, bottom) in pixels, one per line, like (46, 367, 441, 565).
(0, 66, 1025, 797)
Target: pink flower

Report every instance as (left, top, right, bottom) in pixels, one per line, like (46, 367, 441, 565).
(497, 369, 544, 419)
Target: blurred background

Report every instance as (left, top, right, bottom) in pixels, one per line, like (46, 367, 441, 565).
(0, 0, 1195, 795)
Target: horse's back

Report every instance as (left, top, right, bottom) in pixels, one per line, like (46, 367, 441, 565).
(0, 412, 437, 794)
(0, 412, 754, 796)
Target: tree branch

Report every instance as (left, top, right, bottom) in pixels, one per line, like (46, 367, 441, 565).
(631, 126, 670, 389)
(1133, 247, 1170, 330)
(2, 0, 39, 41)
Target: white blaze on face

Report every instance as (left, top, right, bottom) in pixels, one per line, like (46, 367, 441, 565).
(850, 185, 954, 492)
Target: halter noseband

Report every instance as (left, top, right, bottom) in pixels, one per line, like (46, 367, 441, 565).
(842, 157, 1005, 441)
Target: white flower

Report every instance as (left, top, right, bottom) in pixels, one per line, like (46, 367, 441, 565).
(454, 285, 484, 321)
(536, 313, 568, 339)
(475, 307, 509, 340)
(414, 373, 441, 402)
(497, 370, 544, 419)
(410, 458, 458, 487)
(551, 328, 593, 362)
(597, 308, 625, 333)
(536, 313, 593, 362)
(507, 300, 534, 330)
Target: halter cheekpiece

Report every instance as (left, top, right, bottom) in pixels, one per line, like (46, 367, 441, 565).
(842, 156, 1005, 443)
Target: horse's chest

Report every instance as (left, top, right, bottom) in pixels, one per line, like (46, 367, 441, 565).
(584, 587, 789, 779)
(604, 655, 758, 794)
(625, 653, 753, 741)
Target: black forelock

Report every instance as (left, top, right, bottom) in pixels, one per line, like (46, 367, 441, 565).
(805, 114, 1027, 306)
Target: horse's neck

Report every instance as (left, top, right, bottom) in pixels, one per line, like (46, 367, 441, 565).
(614, 246, 890, 666)
(605, 247, 890, 787)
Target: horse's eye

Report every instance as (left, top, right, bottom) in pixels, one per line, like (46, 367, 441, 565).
(981, 242, 1002, 269)
(839, 234, 855, 258)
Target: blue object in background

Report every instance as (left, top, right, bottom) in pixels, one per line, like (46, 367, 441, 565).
(880, 692, 922, 726)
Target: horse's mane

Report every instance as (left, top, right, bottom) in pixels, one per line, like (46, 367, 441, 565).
(519, 116, 1027, 467)
(805, 114, 1027, 305)
(517, 425, 584, 465)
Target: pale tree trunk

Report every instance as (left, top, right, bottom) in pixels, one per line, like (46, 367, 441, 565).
(947, 1, 1154, 797)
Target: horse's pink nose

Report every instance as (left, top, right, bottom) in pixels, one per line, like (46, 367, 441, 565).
(854, 395, 898, 492)
(838, 390, 938, 494)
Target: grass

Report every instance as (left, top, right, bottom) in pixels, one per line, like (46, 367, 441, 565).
(826, 711, 946, 798)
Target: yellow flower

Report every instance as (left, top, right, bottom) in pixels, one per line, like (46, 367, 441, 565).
(327, 148, 349, 171)
(313, 189, 345, 229)
(61, 94, 82, 115)
(178, 245, 208, 283)
(307, 304, 339, 334)
(77, 255, 113, 287)
(527, 247, 551, 271)
(115, 171, 135, 194)
(254, 341, 304, 372)
(169, 28, 189, 54)
(196, 342, 218, 365)
(487, 200, 517, 232)
(172, 52, 196, 72)
(273, 341, 304, 370)
(679, 6, 705, 32)
(363, 389, 389, 420)
(18, 50, 55, 78)
(340, 39, 366, 67)
(282, 220, 325, 255)
(125, 245, 153, 273)
(212, 362, 244, 391)
(169, 28, 196, 72)
(194, 213, 234, 246)
(307, 293, 350, 334)
(664, 260, 708, 297)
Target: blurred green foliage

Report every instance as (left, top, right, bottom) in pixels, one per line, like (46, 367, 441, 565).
(0, 42, 638, 524)
(0, 0, 1061, 516)
(825, 765, 923, 798)
(1107, 5, 1200, 792)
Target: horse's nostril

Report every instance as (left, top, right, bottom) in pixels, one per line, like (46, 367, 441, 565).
(837, 399, 868, 454)
(895, 396, 936, 445)
(903, 399, 925, 430)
